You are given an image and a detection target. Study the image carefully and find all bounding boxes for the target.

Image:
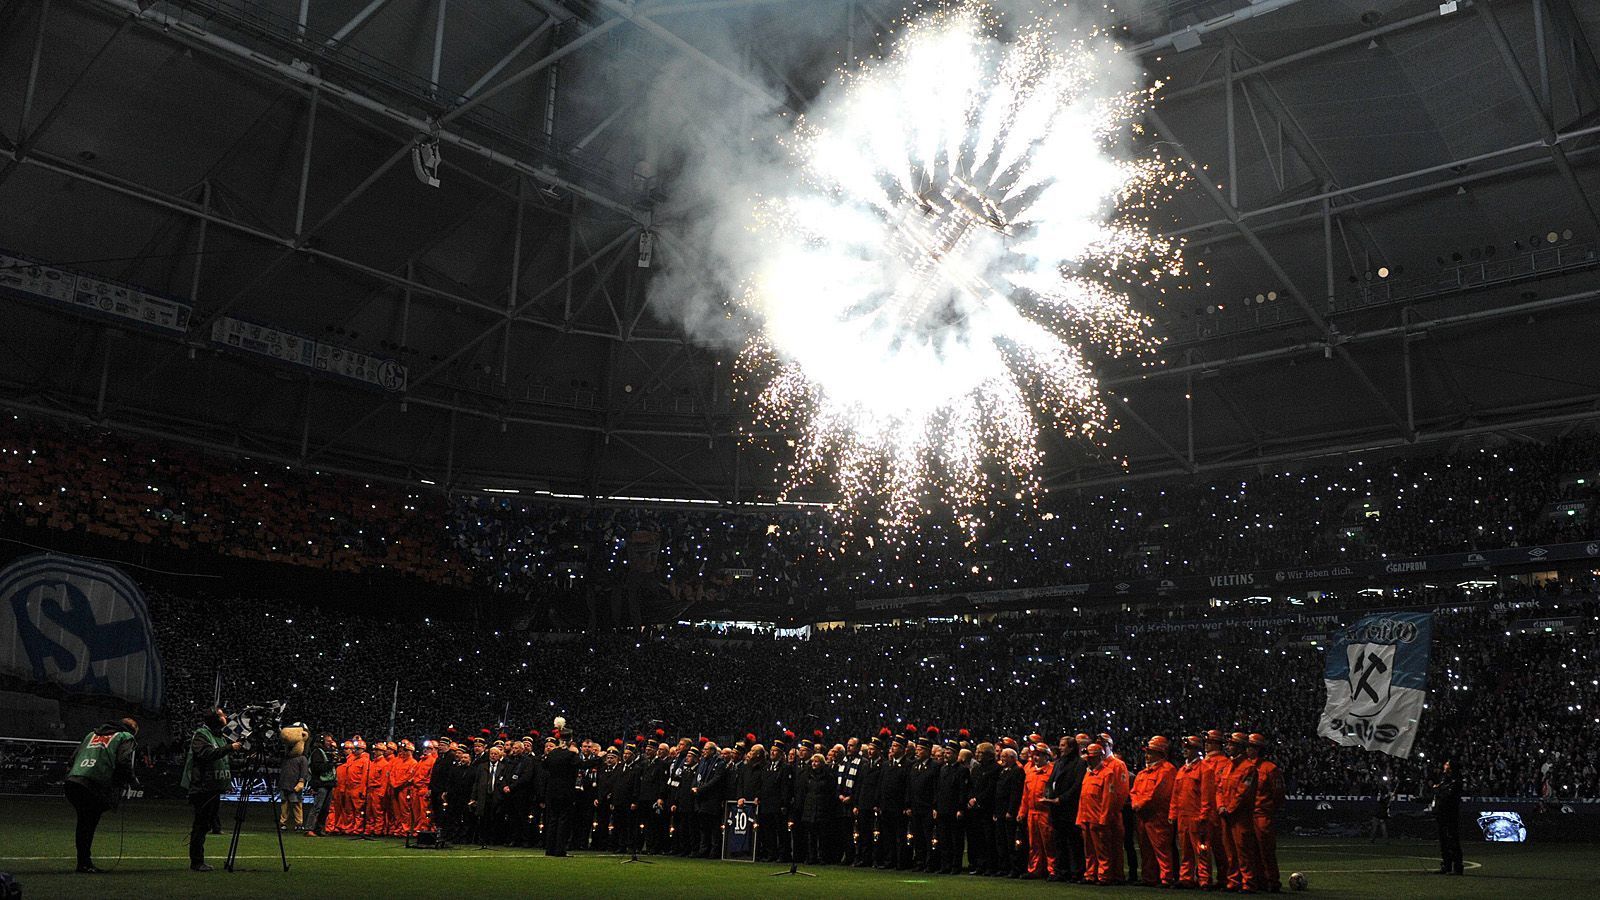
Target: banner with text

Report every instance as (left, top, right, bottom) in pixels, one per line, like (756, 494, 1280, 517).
(1317, 612, 1432, 758)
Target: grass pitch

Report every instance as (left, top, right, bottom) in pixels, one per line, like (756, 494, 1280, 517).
(0, 797, 1585, 898)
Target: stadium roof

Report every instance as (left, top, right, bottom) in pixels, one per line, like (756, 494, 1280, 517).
(2, 0, 1599, 502)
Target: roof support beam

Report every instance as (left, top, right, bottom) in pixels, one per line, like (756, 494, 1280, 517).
(460, 17, 556, 100)
(597, 0, 789, 113)
(1146, 110, 1413, 441)
(0, 8, 133, 192)
(325, 0, 391, 46)
(1477, 0, 1600, 236)
(93, 0, 641, 220)
(1047, 394, 1600, 490)
(440, 17, 622, 126)
(1109, 281, 1600, 388)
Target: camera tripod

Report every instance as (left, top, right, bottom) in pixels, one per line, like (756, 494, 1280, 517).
(223, 749, 290, 873)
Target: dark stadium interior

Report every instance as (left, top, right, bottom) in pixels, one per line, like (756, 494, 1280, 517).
(3, 0, 1600, 895)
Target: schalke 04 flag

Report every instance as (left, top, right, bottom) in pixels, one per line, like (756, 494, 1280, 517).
(1317, 611, 1432, 758)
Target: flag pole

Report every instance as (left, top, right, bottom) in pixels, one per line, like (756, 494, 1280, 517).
(387, 680, 399, 742)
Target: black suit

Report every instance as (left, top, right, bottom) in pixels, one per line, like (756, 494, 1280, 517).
(968, 759, 999, 874)
(470, 759, 507, 845)
(1049, 754, 1087, 879)
(877, 755, 910, 868)
(995, 764, 1025, 876)
(613, 759, 643, 853)
(540, 746, 580, 856)
(934, 760, 971, 872)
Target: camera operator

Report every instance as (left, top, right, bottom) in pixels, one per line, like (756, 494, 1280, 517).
(180, 706, 243, 872)
(63, 716, 140, 873)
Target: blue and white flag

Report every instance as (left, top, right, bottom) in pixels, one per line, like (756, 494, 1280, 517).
(0, 553, 164, 709)
(1317, 612, 1432, 758)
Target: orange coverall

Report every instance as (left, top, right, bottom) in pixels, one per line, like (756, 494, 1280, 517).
(1077, 762, 1130, 885)
(1131, 759, 1177, 887)
(413, 751, 436, 831)
(386, 753, 416, 835)
(1018, 760, 1057, 878)
(365, 753, 392, 835)
(1253, 758, 1285, 892)
(1168, 758, 1209, 887)
(333, 752, 370, 834)
(1216, 757, 1261, 892)
(1199, 751, 1231, 887)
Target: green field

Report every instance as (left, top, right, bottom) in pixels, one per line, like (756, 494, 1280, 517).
(0, 797, 1583, 898)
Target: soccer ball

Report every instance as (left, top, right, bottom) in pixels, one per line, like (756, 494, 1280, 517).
(1289, 871, 1308, 891)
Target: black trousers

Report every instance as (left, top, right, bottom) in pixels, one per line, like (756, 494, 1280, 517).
(188, 790, 223, 867)
(877, 810, 907, 867)
(1437, 813, 1462, 872)
(543, 799, 573, 855)
(934, 811, 964, 871)
(967, 811, 995, 873)
(996, 816, 1020, 875)
(910, 809, 934, 867)
(1054, 813, 1085, 878)
(65, 780, 112, 867)
(758, 809, 783, 859)
(854, 808, 875, 864)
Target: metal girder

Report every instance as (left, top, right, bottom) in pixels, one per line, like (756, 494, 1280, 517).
(1129, 0, 1311, 57)
(0, 144, 659, 344)
(1163, 3, 1476, 103)
(460, 17, 556, 100)
(325, 0, 391, 45)
(1167, 120, 1600, 244)
(441, 18, 620, 125)
(1145, 110, 1413, 440)
(0, 10, 134, 191)
(597, 0, 790, 112)
(1047, 392, 1600, 490)
(1108, 280, 1600, 387)
(611, 433, 722, 500)
(1110, 395, 1196, 474)
(302, 227, 641, 463)
(1477, 0, 1600, 235)
(95, 0, 642, 221)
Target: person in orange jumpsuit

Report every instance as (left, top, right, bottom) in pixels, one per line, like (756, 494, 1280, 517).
(335, 738, 370, 835)
(1131, 735, 1177, 887)
(1097, 733, 1132, 884)
(1018, 742, 1057, 879)
(1168, 735, 1208, 889)
(1077, 742, 1129, 885)
(1247, 734, 1283, 893)
(387, 740, 417, 836)
(1216, 732, 1261, 893)
(1199, 729, 1231, 889)
(364, 741, 392, 837)
(323, 741, 353, 834)
(413, 738, 438, 832)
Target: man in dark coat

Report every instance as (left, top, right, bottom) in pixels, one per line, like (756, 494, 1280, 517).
(1432, 759, 1463, 875)
(468, 746, 507, 846)
(693, 744, 733, 858)
(877, 735, 911, 869)
(756, 741, 791, 862)
(967, 741, 1000, 875)
(906, 735, 939, 871)
(934, 742, 971, 874)
(613, 743, 644, 854)
(1048, 733, 1089, 882)
(540, 734, 581, 857)
(853, 737, 884, 867)
(995, 746, 1026, 877)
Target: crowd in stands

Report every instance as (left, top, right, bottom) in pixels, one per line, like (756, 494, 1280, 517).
(6, 413, 1600, 610)
(0, 415, 468, 585)
(142, 585, 1599, 801)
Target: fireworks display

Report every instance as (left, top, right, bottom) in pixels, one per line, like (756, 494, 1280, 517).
(738, 2, 1182, 533)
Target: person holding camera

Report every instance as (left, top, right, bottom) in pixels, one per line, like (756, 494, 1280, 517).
(180, 706, 243, 872)
(63, 716, 140, 873)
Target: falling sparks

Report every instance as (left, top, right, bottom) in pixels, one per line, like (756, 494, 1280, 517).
(737, 2, 1181, 534)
